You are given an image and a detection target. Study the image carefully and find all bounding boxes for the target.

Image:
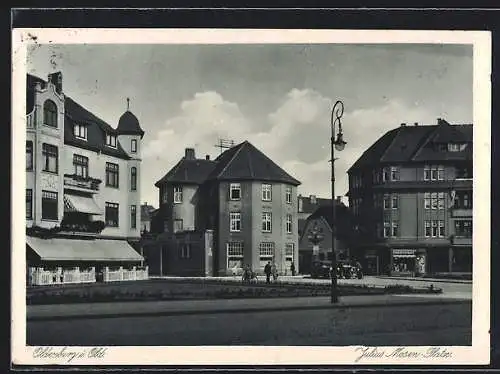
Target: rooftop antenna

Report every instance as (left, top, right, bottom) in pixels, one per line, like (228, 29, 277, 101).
(214, 138, 235, 155)
(127, 97, 130, 111)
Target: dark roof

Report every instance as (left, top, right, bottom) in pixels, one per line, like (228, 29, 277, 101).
(298, 196, 332, 214)
(306, 202, 353, 240)
(155, 157, 216, 187)
(117, 111, 145, 138)
(140, 204, 156, 221)
(26, 74, 133, 160)
(207, 141, 301, 186)
(349, 122, 473, 172)
(64, 97, 131, 160)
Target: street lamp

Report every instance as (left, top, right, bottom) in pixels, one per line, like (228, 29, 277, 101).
(330, 100, 347, 304)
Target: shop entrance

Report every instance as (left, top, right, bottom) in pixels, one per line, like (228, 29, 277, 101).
(391, 249, 417, 276)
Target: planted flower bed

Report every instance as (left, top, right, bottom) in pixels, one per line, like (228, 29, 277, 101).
(26, 278, 442, 305)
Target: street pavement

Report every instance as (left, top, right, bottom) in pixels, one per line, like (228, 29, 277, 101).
(27, 301, 471, 346)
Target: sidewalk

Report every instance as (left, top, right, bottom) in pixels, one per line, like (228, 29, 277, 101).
(375, 276, 472, 284)
(27, 294, 470, 322)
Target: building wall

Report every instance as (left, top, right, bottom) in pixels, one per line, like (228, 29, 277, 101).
(27, 78, 142, 240)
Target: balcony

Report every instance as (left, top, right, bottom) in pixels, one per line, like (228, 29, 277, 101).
(64, 174, 102, 193)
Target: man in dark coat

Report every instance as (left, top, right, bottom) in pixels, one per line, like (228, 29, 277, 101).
(264, 261, 272, 284)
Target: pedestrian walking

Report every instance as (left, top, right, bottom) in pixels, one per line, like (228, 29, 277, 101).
(271, 263, 278, 282)
(264, 261, 272, 284)
(290, 262, 296, 276)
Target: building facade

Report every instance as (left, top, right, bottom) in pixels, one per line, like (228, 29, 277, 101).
(347, 119, 472, 276)
(151, 141, 301, 276)
(26, 72, 147, 285)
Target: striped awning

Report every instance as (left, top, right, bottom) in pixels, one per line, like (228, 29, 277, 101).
(393, 249, 416, 258)
(64, 194, 102, 215)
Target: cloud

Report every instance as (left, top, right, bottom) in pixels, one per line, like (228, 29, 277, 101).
(141, 89, 440, 206)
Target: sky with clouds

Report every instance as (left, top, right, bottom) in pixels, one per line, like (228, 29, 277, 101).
(27, 43, 473, 208)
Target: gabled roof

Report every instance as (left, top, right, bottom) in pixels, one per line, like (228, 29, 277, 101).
(306, 202, 353, 240)
(348, 121, 473, 172)
(298, 196, 332, 214)
(155, 158, 216, 187)
(207, 141, 301, 186)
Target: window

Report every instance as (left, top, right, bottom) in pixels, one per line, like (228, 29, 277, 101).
(390, 167, 399, 181)
(105, 162, 119, 188)
(438, 192, 445, 210)
(424, 193, 431, 209)
(431, 192, 438, 210)
(105, 202, 119, 227)
(262, 212, 272, 232)
(106, 134, 117, 148)
(285, 186, 292, 204)
(26, 189, 32, 219)
(26, 141, 33, 170)
(392, 195, 398, 209)
(41, 190, 58, 220)
(383, 221, 391, 238)
(425, 165, 445, 181)
(174, 219, 183, 233)
(383, 195, 390, 210)
(448, 143, 460, 152)
(230, 183, 241, 200)
(130, 205, 137, 229)
(73, 154, 89, 178)
(227, 242, 244, 270)
(74, 124, 87, 140)
(285, 243, 294, 260)
(392, 221, 398, 237)
(43, 100, 58, 127)
(286, 214, 293, 234)
(425, 221, 431, 237)
(455, 220, 472, 237)
(174, 186, 183, 203)
(42, 143, 58, 173)
(382, 167, 390, 182)
(259, 242, 275, 268)
(230, 212, 241, 232)
(131, 139, 137, 153)
(262, 183, 272, 201)
(432, 220, 438, 237)
(180, 244, 191, 259)
(439, 220, 445, 237)
(130, 167, 137, 191)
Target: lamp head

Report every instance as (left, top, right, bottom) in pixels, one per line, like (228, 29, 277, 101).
(334, 133, 347, 151)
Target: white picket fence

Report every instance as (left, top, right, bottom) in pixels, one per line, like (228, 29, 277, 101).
(103, 266, 149, 282)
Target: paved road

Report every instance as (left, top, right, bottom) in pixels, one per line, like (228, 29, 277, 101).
(27, 301, 471, 346)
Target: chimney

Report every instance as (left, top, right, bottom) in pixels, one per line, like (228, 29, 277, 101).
(310, 195, 317, 204)
(185, 148, 195, 160)
(414, 122, 418, 126)
(205, 155, 210, 160)
(48, 72, 63, 94)
(400, 123, 406, 127)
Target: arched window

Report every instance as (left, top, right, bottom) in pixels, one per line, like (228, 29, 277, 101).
(131, 167, 137, 191)
(43, 100, 58, 128)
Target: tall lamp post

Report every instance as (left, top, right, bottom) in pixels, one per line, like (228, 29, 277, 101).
(330, 100, 347, 304)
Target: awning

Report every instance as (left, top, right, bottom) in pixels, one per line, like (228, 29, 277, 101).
(392, 249, 416, 258)
(64, 194, 102, 215)
(27, 236, 144, 262)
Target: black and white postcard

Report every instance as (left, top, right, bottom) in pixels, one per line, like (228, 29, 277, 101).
(11, 28, 491, 366)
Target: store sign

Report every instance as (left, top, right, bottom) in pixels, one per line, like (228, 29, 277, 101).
(393, 249, 416, 257)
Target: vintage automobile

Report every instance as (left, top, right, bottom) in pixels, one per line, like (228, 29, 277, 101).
(310, 260, 363, 279)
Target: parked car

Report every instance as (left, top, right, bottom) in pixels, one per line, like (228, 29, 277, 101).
(310, 260, 363, 279)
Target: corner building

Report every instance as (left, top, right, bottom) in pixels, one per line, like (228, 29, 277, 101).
(347, 119, 472, 277)
(25, 72, 147, 285)
(152, 141, 301, 276)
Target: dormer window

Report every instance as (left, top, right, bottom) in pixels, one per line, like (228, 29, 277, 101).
(448, 142, 467, 152)
(74, 124, 87, 140)
(106, 134, 117, 148)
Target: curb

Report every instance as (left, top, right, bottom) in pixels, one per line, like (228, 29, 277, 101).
(27, 298, 470, 322)
(376, 276, 472, 284)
